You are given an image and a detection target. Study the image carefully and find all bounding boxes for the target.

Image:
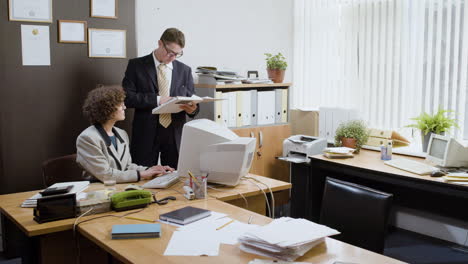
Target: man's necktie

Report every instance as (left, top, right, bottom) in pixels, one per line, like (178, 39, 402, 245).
(157, 64, 171, 128)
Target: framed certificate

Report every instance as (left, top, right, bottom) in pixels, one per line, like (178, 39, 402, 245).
(58, 20, 87, 43)
(90, 0, 117, 19)
(9, 0, 53, 23)
(88, 28, 126, 58)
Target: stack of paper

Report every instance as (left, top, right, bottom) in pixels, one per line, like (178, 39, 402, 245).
(323, 147, 355, 159)
(21, 181, 89, 208)
(443, 172, 468, 184)
(151, 95, 224, 114)
(238, 217, 339, 261)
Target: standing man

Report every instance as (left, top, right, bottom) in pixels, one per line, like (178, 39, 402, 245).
(122, 28, 198, 168)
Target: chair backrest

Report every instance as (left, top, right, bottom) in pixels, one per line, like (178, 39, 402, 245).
(42, 154, 85, 187)
(319, 177, 393, 253)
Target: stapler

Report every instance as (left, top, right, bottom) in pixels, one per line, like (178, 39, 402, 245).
(183, 186, 195, 200)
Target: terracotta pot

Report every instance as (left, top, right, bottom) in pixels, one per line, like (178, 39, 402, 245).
(267, 69, 286, 83)
(341, 137, 357, 149)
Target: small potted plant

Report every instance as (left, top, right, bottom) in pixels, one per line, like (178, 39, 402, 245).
(406, 108, 459, 152)
(265, 52, 287, 83)
(334, 120, 370, 153)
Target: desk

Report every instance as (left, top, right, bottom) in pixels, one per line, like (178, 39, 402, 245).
(290, 150, 468, 222)
(0, 174, 289, 263)
(78, 199, 405, 264)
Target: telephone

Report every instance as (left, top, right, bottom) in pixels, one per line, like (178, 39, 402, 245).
(110, 190, 152, 211)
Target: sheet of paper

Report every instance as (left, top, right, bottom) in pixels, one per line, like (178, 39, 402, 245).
(21, 25, 50, 66)
(248, 258, 312, 264)
(164, 229, 219, 256)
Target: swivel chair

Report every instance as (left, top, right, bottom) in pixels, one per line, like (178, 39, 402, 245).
(42, 154, 85, 187)
(319, 177, 393, 253)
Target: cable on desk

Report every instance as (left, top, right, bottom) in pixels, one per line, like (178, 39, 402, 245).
(243, 177, 272, 218)
(207, 185, 249, 209)
(243, 176, 275, 218)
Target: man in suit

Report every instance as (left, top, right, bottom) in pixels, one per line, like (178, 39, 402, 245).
(122, 28, 198, 168)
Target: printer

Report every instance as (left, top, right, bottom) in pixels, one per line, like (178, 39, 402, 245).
(281, 135, 327, 163)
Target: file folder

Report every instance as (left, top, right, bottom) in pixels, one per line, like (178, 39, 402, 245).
(258, 91, 275, 125)
(242, 91, 252, 126)
(221, 92, 229, 126)
(275, 89, 282, 123)
(214, 91, 223, 125)
(250, 90, 258, 126)
(281, 89, 288, 123)
(236, 91, 243, 127)
(227, 92, 237, 127)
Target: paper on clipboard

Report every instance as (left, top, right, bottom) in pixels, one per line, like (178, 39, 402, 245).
(152, 95, 225, 114)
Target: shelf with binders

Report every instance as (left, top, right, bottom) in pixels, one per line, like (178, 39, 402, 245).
(194, 83, 291, 129)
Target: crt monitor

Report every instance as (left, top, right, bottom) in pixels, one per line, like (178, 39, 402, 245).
(177, 119, 256, 186)
(426, 134, 468, 167)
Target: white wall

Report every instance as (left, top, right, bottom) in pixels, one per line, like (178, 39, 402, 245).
(136, 0, 293, 81)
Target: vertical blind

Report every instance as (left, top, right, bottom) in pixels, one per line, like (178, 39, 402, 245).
(293, 0, 468, 139)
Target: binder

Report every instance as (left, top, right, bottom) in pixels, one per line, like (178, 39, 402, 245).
(227, 92, 237, 127)
(275, 89, 282, 123)
(250, 90, 258, 126)
(221, 92, 229, 126)
(242, 90, 252, 126)
(236, 91, 243, 127)
(281, 89, 288, 123)
(258, 91, 275, 125)
(366, 129, 410, 147)
(214, 91, 223, 125)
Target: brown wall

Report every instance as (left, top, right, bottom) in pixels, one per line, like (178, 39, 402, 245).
(0, 0, 136, 194)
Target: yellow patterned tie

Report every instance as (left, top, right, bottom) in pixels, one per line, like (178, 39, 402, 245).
(157, 64, 172, 128)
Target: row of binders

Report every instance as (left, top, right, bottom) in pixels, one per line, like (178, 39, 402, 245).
(214, 89, 288, 127)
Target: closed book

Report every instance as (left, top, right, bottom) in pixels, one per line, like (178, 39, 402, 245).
(111, 224, 161, 239)
(159, 206, 211, 225)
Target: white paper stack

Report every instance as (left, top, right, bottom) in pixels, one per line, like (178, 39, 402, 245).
(238, 217, 340, 261)
(21, 181, 90, 208)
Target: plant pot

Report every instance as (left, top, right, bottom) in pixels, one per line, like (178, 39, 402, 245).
(267, 69, 285, 83)
(341, 137, 357, 149)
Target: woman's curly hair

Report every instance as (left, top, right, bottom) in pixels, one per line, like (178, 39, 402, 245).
(83, 85, 125, 124)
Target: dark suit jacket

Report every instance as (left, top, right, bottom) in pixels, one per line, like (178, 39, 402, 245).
(122, 53, 199, 164)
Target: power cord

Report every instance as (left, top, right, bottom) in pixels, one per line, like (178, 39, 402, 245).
(244, 176, 275, 218)
(207, 185, 249, 209)
(243, 177, 272, 218)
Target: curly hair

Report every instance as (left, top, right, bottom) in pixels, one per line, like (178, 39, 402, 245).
(83, 85, 125, 124)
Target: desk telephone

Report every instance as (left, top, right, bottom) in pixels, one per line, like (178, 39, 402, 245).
(111, 190, 152, 211)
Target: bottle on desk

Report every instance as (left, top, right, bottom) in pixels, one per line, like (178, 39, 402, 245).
(381, 140, 393, 160)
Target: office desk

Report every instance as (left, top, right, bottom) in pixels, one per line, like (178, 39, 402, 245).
(78, 198, 405, 264)
(0, 174, 290, 263)
(290, 149, 468, 222)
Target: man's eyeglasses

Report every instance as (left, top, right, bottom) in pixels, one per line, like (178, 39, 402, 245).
(162, 41, 183, 58)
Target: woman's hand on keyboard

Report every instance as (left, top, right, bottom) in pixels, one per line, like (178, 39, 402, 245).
(140, 165, 175, 180)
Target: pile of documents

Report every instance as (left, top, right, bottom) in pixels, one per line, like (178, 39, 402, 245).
(443, 172, 468, 184)
(196, 67, 246, 85)
(323, 147, 355, 159)
(21, 181, 89, 208)
(238, 217, 339, 261)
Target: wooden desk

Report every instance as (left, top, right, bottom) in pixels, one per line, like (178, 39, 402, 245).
(290, 149, 468, 221)
(78, 199, 405, 264)
(0, 174, 289, 263)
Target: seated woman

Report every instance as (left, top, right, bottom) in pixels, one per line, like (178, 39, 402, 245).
(76, 85, 174, 183)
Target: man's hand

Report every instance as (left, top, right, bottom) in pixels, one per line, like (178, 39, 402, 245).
(180, 102, 197, 114)
(160, 96, 172, 105)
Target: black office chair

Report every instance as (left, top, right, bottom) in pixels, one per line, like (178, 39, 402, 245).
(319, 177, 393, 254)
(42, 154, 86, 187)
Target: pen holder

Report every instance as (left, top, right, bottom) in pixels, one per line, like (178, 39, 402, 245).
(186, 174, 207, 199)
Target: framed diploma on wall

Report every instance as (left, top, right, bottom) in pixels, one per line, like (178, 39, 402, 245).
(58, 20, 87, 43)
(88, 28, 126, 58)
(9, 0, 53, 23)
(90, 0, 117, 19)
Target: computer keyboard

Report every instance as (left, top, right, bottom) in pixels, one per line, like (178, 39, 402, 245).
(384, 158, 437, 175)
(142, 171, 180, 189)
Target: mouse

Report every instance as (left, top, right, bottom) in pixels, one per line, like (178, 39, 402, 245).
(124, 184, 143, 191)
(430, 170, 446, 177)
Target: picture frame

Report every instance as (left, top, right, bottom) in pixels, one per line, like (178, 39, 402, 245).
(58, 20, 87, 44)
(90, 0, 118, 19)
(88, 28, 126, 58)
(9, 0, 53, 23)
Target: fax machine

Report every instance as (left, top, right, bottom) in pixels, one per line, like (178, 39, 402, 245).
(281, 135, 327, 163)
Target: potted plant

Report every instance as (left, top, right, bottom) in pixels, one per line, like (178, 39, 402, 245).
(406, 108, 459, 152)
(334, 120, 370, 153)
(265, 52, 287, 83)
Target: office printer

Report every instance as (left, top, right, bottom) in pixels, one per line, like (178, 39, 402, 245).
(280, 135, 327, 163)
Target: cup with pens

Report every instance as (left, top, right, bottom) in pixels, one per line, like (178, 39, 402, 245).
(187, 171, 208, 199)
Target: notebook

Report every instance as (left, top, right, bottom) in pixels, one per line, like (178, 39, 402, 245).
(111, 223, 161, 239)
(159, 206, 211, 225)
